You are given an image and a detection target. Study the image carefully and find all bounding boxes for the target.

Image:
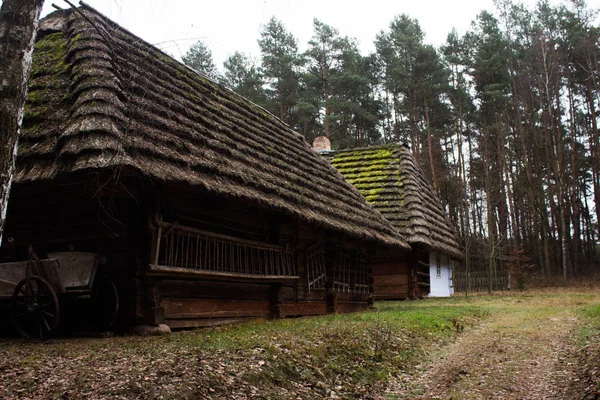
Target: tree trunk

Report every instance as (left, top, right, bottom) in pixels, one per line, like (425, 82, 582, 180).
(385, 91, 392, 142)
(322, 64, 330, 139)
(585, 83, 600, 229)
(0, 0, 45, 245)
(482, 145, 496, 294)
(277, 81, 284, 121)
(424, 98, 438, 193)
(567, 73, 581, 276)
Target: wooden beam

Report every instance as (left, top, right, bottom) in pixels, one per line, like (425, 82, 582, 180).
(372, 274, 408, 286)
(335, 301, 370, 314)
(162, 298, 271, 319)
(148, 264, 299, 282)
(278, 301, 327, 317)
(166, 317, 253, 329)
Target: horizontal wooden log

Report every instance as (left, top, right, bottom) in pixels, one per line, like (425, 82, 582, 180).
(370, 262, 408, 276)
(278, 302, 327, 317)
(301, 289, 327, 302)
(373, 283, 409, 294)
(372, 291, 409, 300)
(273, 286, 296, 303)
(372, 274, 408, 286)
(160, 279, 273, 300)
(166, 317, 253, 329)
(162, 298, 271, 319)
(148, 264, 299, 282)
(334, 292, 370, 302)
(335, 301, 370, 313)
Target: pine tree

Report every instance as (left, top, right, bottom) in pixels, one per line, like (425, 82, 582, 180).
(258, 17, 301, 124)
(223, 51, 267, 107)
(182, 40, 220, 81)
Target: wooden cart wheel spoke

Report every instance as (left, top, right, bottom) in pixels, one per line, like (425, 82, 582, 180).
(40, 314, 52, 332)
(11, 276, 60, 340)
(30, 287, 38, 303)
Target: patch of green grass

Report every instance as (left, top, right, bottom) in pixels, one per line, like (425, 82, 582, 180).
(573, 301, 600, 397)
(582, 303, 600, 319)
(578, 303, 600, 343)
(147, 301, 487, 397)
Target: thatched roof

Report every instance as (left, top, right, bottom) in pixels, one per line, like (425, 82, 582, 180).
(330, 144, 464, 260)
(17, 3, 409, 250)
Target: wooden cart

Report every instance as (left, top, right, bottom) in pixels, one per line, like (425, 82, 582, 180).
(0, 249, 118, 339)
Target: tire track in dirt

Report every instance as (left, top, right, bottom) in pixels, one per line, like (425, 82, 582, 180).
(387, 294, 594, 399)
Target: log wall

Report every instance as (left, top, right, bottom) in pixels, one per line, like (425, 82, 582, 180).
(137, 187, 376, 328)
(370, 259, 410, 299)
(1, 177, 400, 332)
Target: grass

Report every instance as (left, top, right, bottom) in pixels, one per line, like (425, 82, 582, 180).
(161, 302, 486, 397)
(1, 289, 599, 399)
(0, 300, 485, 399)
(575, 301, 600, 395)
(385, 289, 600, 399)
(580, 303, 600, 339)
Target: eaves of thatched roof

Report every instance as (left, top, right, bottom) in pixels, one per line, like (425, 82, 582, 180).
(331, 144, 464, 260)
(17, 3, 410, 251)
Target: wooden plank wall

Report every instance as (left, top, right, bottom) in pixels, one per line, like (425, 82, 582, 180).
(2, 179, 409, 330)
(370, 260, 410, 299)
(157, 278, 294, 327)
(139, 196, 375, 328)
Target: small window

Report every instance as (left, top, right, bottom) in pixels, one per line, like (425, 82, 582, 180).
(436, 254, 441, 277)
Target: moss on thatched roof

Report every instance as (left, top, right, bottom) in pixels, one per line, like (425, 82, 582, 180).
(17, 4, 409, 250)
(331, 144, 464, 260)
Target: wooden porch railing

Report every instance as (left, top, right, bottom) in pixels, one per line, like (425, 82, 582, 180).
(149, 216, 297, 278)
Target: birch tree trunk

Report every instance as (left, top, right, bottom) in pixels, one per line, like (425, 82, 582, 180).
(0, 0, 44, 245)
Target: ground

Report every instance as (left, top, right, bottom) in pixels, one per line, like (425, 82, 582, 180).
(1, 287, 599, 399)
(387, 288, 600, 399)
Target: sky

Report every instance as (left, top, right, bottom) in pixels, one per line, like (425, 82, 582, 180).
(38, 0, 599, 68)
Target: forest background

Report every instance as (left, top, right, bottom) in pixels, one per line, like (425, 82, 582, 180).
(180, 0, 599, 281)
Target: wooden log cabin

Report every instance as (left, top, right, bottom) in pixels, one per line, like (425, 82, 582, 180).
(1, 4, 411, 330)
(327, 143, 464, 299)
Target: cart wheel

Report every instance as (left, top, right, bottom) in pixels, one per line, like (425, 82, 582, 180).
(11, 276, 60, 340)
(92, 275, 119, 331)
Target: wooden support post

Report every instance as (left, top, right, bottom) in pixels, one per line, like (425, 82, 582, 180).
(326, 289, 337, 314)
(271, 283, 282, 318)
(143, 277, 165, 325)
(407, 250, 417, 299)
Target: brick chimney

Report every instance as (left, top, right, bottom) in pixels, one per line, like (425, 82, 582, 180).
(312, 136, 331, 153)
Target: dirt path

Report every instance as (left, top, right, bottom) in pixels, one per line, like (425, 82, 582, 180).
(387, 293, 596, 399)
